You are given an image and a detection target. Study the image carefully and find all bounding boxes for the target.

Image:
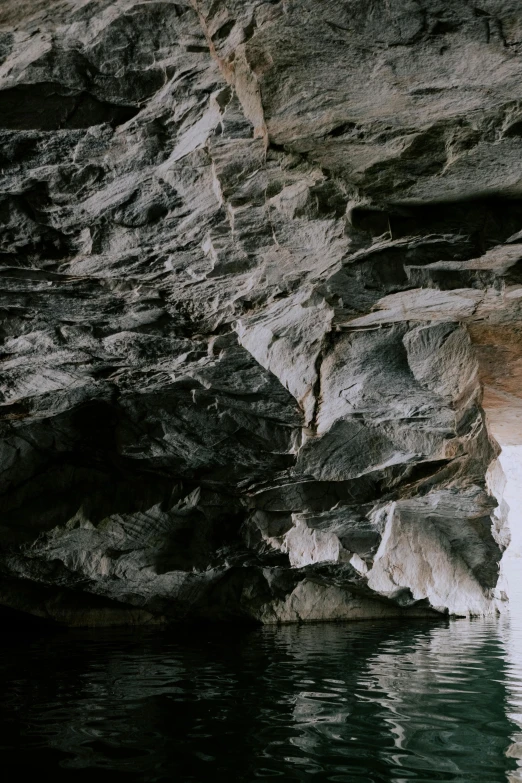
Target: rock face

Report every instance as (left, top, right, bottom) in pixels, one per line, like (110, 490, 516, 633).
(0, 0, 520, 625)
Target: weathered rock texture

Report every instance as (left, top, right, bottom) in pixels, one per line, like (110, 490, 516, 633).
(0, 0, 520, 625)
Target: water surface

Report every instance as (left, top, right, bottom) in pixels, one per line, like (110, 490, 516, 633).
(2, 613, 522, 782)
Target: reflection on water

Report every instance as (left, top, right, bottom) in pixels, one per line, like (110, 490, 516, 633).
(504, 570, 522, 782)
(3, 615, 522, 781)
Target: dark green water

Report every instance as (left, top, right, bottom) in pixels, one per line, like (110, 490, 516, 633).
(2, 616, 522, 782)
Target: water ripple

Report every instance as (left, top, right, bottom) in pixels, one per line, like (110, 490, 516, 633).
(2, 616, 522, 781)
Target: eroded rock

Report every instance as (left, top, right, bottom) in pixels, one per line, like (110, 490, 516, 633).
(0, 0, 518, 624)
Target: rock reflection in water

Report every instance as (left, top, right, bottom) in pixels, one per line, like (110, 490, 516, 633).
(1, 617, 521, 781)
(503, 578, 522, 782)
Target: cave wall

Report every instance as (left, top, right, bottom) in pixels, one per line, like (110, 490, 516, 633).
(0, 0, 520, 624)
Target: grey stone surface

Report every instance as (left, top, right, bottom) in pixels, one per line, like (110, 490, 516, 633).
(0, 0, 520, 624)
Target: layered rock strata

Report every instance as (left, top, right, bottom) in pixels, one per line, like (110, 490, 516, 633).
(0, 0, 520, 624)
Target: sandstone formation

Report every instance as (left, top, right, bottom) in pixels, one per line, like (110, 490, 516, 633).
(0, 0, 520, 625)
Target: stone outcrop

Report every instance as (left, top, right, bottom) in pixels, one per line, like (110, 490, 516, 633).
(0, 0, 520, 624)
